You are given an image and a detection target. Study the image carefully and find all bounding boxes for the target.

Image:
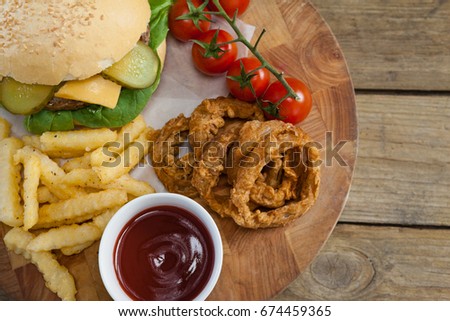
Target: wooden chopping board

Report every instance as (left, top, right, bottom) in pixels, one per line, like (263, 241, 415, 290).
(0, 0, 357, 301)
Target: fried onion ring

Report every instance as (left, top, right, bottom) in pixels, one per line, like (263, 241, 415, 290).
(150, 114, 198, 198)
(192, 119, 320, 229)
(189, 97, 264, 159)
(230, 120, 320, 228)
(191, 120, 244, 217)
(152, 97, 320, 229)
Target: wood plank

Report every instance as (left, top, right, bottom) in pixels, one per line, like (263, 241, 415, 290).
(276, 223, 450, 300)
(0, 227, 22, 300)
(310, 0, 450, 90)
(341, 93, 450, 226)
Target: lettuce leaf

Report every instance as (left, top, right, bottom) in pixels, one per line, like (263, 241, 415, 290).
(149, 0, 172, 50)
(25, 0, 171, 134)
(24, 109, 74, 134)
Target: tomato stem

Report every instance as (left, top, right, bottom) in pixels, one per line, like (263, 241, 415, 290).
(177, 1, 212, 30)
(209, 0, 299, 101)
(226, 60, 258, 96)
(253, 29, 266, 51)
(217, 38, 242, 46)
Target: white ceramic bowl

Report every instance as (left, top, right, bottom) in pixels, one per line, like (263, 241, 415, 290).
(98, 193, 223, 301)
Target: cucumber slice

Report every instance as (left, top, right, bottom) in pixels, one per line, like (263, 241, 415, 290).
(103, 41, 159, 89)
(0, 77, 54, 115)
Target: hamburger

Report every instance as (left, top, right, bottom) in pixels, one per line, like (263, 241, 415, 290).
(0, 0, 169, 134)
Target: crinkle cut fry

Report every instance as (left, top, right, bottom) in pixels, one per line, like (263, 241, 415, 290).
(3, 228, 77, 301)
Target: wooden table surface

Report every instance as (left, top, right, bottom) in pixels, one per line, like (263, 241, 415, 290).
(276, 0, 450, 300)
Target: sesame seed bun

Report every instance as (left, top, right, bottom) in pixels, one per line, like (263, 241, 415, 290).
(0, 0, 151, 86)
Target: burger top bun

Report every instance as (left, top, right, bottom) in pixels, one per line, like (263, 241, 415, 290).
(0, 0, 151, 86)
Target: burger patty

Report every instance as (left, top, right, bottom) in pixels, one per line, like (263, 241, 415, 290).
(44, 26, 151, 112)
(45, 97, 88, 111)
(139, 26, 150, 45)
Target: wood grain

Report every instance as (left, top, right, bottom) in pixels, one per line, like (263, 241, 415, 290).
(279, 0, 450, 300)
(0, 0, 357, 300)
(0, 226, 21, 300)
(310, 0, 450, 91)
(275, 224, 450, 300)
(342, 93, 450, 226)
(278, 93, 450, 300)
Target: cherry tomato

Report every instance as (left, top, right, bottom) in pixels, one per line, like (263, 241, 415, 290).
(169, 0, 211, 42)
(208, 0, 250, 17)
(226, 57, 270, 102)
(191, 29, 238, 76)
(261, 77, 312, 124)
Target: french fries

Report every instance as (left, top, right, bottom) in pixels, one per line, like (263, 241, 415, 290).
(109, 173, 155, 196)
(60, 241, 95, 256)
(4, 227, 77, 301)
(21, 135, 41, 150)
(0, 116, 156, 300)
(0, 137, 24, 227)
(27, 207, 118, 252)
(31, 250, 77, 301)
(35, 189, 127, 229)
(40, 128, 117, 158)
(4, 226, 34, 260)
(93, 127, 153, 184)
(17, 146, 85, 200)
(37, 186, 59, 204)
(90, 114, 147, 167)
(20, 154, 41, 230)
(59, 207, 118, 256)
(27, 223, 102, 252)
(61, 153, 91, 172)
(61, 169, 155, 197)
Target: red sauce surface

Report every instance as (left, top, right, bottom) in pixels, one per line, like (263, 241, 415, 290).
(114, 205, 215, 301)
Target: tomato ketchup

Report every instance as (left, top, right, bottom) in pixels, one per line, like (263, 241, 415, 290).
(114, 206, 215, 301)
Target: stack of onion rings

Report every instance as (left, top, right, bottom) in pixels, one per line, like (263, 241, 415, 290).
(150, 97, 263, 198)
(150, 97, 320, 229)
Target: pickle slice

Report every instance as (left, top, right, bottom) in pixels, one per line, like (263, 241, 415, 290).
(103, 41, 159, 89)
(0, 77, 54, 115)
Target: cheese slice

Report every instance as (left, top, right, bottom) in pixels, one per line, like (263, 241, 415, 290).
(55, 75, 121, 109)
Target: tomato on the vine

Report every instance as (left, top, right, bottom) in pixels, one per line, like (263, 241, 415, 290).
(226, 57, 270, 102)
(169, 0, 211, 42)
(191, 29, 238, 76)
(208, 0, 250, 17)
(261, 77, 312, 124)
